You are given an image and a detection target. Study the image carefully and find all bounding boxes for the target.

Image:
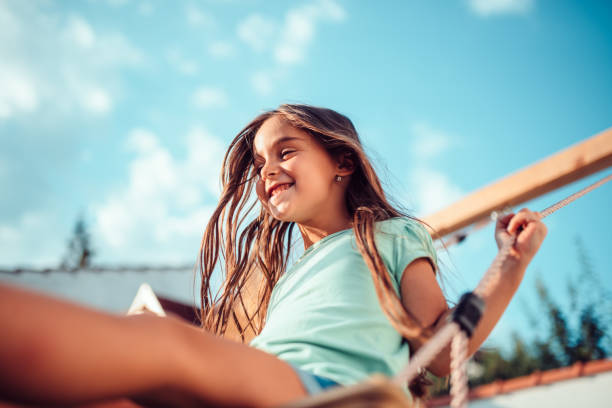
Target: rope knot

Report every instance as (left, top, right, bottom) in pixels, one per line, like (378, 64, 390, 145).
(452, 292, 485, 337)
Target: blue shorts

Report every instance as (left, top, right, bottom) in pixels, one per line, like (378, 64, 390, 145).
(290, 364, 341, 395)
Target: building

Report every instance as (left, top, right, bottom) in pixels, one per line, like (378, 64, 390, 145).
(428, 359, 612, 408)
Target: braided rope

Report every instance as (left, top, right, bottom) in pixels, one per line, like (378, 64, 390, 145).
(393, 172, 612, 406)
(450, 331, 469, 408)
(393, 323, 460, 386)
(539, 172, 612, 218)
(474, 234, 514, 297)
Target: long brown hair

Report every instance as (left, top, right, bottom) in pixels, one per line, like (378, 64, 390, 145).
(198, 104, 434, 396)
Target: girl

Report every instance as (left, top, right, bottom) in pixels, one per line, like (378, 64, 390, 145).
(0, 104, 547, 408)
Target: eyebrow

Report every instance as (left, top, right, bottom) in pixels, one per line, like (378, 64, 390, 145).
(253, 136, 303, 159)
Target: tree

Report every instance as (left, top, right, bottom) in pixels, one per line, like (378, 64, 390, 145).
(60, 215, 95, 270)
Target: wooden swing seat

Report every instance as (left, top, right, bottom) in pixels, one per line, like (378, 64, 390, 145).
(280, 375, 415, 408)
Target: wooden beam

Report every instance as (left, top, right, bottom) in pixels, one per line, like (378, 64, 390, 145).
(422, 127, 612, 239)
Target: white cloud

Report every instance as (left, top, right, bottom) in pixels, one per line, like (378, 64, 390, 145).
(166, 49, 199, 75)
(186, 4, 215, 28)
(251, 71, 274, 96)
(83, 87, 112, 114)
(468, 0, 534, 17)
(318, 0, 346, 20)
(406, 122, 464, 216)
(410, 122, 453, 159)
(275, 0, 346, 65)
(275, 11, 313, 64)
(126, 128, 159, 153)
(0, 211, 65, 266)
(409, 167, 465, 216)
(0, 65, 38, 119)
(0, 2, 143, 121)
(239, 0, 346, 95)
(84, 32, 143, 66)
(138, 1, 154, 16)
(237, 14, 277, 52)
(66, 16, 95, 48)
(208, 41, 235, 59)
(93, 127, 225, 262)
(193, 86, 228, 109)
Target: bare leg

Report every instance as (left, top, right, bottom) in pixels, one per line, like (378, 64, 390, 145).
(0, 400, 142, 408)
(0, 283, 307, 407)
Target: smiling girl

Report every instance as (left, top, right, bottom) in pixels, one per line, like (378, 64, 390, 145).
(0, 104, 547, 407)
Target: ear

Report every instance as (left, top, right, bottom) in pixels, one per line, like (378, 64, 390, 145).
(335, 152, 355, 177)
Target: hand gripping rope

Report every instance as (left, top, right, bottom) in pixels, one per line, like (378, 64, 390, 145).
(393, 172, 612, 408)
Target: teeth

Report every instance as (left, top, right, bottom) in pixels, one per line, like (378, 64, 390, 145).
(271, 184, 292, 197)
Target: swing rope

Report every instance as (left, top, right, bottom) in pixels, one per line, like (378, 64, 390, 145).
(394, 172, 612, 408)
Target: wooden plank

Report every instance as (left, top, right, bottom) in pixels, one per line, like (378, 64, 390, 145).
(280, 375, 415, 408)
(422, 127, 612, 239)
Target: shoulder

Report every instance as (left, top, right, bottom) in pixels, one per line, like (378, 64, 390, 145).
(373, 217, 439, 280)
(375, 217, 432, 241)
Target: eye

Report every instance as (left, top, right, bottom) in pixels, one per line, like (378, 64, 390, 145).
(280, 149, 295, 159)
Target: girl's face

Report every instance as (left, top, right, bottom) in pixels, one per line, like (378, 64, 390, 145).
(253, 116, 343, 224)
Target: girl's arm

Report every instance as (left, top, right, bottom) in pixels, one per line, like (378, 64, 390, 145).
(401, 208, 547, 377)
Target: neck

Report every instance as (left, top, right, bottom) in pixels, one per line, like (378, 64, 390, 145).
(298, 211, 353, 249)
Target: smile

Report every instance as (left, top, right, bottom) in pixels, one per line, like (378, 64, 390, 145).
(269, 183, 294, 198)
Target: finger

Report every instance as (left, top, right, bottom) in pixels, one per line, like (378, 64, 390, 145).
(495, 213, 515, 230)
(507, 211, 529, 235)
(507, 209, 538, 235)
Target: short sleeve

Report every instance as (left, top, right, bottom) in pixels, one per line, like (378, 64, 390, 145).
(374, 217, 439, 291)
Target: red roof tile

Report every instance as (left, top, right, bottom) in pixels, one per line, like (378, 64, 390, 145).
(426, 359, 612, 407)
(540, 362, 583, 385)
(582, 359, 612, 375)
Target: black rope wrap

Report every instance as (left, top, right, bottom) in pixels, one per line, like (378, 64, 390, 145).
(451, 292, 485, 337)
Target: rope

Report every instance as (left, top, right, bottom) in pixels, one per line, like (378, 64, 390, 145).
(450, 331, 469, 408)
(538, 172, 612, 218)
(392, 323, 460, 386)
(394, 171, 612, 406)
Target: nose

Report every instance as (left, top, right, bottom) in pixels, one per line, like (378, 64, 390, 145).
(260, 161, 278, 179)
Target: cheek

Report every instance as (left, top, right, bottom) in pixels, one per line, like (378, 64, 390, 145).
(293, 161, 332, 190)
(255, 178, 267, 203)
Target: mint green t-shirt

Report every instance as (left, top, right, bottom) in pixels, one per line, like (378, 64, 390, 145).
(249, 217, 439, 387)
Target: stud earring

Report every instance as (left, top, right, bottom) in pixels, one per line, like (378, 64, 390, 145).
(335, 175, 342, 182)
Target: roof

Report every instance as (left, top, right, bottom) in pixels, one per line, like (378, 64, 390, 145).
(427, 359, 612, 407)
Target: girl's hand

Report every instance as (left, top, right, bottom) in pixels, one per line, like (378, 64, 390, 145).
(495, 208, 548, 266)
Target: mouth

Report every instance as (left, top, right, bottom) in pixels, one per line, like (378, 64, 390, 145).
(268, 183, 294, 198)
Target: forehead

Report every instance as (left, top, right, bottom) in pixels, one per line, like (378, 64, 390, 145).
(253, 116, 310, 155)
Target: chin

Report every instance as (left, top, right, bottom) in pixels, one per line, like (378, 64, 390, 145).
(268, 206, 291, 222)
(269, 211, 295, 223)
(268, 203, 294, 221)
(269, 206, 306, 223)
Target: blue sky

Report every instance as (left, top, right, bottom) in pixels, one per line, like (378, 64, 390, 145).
(1, 0, 611, 351)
